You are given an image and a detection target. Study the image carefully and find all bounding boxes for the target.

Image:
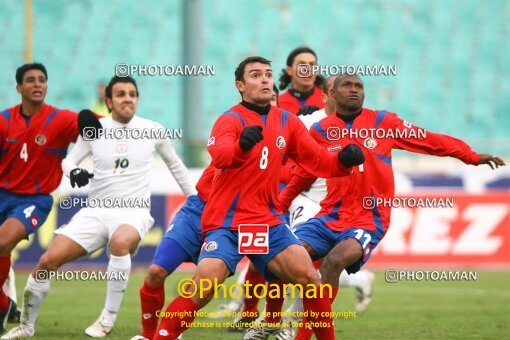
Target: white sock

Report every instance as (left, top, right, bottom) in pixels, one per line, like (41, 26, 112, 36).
(339, 270, 370, 288)
(230, 263, 249, 307)
(22, 274, 51, 330)
(3, 267, 17, 303)
(285, 296, 303, 316)
(101, 254, 131, 322)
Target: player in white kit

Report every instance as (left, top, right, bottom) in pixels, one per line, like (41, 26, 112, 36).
(2, 76, 196, 339)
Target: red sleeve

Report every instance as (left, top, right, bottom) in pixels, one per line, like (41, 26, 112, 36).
(286, 114, 352, 178)
(279, 165, 317, 211)
(61, 109, 79, 143)
(389, 112, 480, 165)
(280, 160, 294, 184)
(207, 114, 251, 169)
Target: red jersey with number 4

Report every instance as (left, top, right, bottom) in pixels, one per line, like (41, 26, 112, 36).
(278, 86, 324, 115)
(0, 104, 78, 195)
(202, 103, 352, 233)
(280, 108, 480, 235)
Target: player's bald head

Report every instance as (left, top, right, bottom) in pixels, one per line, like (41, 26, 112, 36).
(333, 74, 363, 90)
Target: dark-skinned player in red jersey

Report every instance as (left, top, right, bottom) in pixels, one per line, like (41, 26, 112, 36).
(277, 47, 325, 116)
(279, 74, 506, 339)
(153, 57, 365, 340)
(0, 63, 101, 334)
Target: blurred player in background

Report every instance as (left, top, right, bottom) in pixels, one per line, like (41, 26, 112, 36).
(3, 76, 196, 339)
(279, 73, 505, 339)
(133, 164, 216, 340)
(0, 63, 95, 334)
(91, 81, 110, 117)
(278, 46, 325, 116)
(153, 56, 364, 340)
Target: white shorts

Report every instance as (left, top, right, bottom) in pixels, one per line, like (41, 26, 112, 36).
(289, 194, 321, 229)
(54, 208, 154, 255)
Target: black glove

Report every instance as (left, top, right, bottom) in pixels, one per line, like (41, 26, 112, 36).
(296, 105, 319, 116)
(78, 109, 103, 140)
(70, 168, 94, 188)
(338, 144, 365, 167)
(239, 126, 264, 152)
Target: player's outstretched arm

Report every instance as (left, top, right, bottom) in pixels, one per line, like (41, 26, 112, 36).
(286, 114, 364, 178)
(207, 115, 254, 169)
(155, 131, 197, 196)
(390, 113, 505, 168)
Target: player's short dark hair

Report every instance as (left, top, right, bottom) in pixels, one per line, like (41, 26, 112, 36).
(321, 75, 336, 94)
(15, 63, 48, 85)
(105, 75, 139, 99)
(235, 56, 272, 82)
(278, 46, 324, 90)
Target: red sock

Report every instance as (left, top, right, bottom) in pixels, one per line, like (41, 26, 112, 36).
(154, 296, 198, 339)
(264, 280, 286, 324)
(295, 317, 314, 340)
(140, 280, 166, 339)
(303, 293, 335, 339)
(0, 256, 11, 310)
(243, 266, 265, 314)
(313, 260, 321, 270)
(330, 286, 339, 304)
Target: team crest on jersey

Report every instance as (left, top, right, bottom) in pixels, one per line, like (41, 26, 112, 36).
(328, 145, 342, 152)
(202, 241, 218, 252)
(116, 143, 127, 153)
(35, 134, 47, 145)
(276, 136, 286, 149)
(207, 137, 215, 146)
(30, 214, 39, 228)
(364, 137, 377, 149)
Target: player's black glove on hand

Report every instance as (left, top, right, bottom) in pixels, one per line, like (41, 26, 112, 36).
(338, 144, 365, 167)
(70, 168, 94, 188)
(296, 105, 319, 116)
(239, 126, 264, 152)
(78, 109, 103, 140)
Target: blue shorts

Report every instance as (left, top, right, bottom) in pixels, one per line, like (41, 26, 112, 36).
(198, 224, 302, 281)
(0, 190, 53, 235)
(295, 218, 384, 274)
(156, 195, 204, 265)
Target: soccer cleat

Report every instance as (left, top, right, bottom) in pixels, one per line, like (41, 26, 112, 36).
(243, 321, 280, 340)
(85, 316, 114, 337)
(130, 336, 149, 340)
(355, 271, 375, 313)
(7, 307, 20, 324)
(274, 323, 296, 340)
(0, 325, 35, 339)
(0, 298, 15, 334)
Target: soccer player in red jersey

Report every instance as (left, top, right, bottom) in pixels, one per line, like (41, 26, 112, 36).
(153, 57, 365, 340)
(279, 74, 505, 338)
(0, 63, 80, 333)
(277, 47, 325, 116)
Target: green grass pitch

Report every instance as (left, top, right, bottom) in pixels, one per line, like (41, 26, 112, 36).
(6, 270, 510, 339)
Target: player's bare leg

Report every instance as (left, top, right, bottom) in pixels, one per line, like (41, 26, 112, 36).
(154, 258, 230, 339)
(85, 224, 141, 338)
(1, 234, 87, 339)
(0, 219, 27, 334)
(319, 239, 363, 287)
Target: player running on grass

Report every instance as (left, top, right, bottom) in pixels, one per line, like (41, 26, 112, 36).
(278, 73, 505, 339)
(151, 56, 364, 340)
(2, 75, 195, 339)
(0, 63, 100, 334)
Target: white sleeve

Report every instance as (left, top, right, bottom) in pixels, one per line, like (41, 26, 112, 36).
(62, 136, 92, 177)
(155, 137, 197, 196)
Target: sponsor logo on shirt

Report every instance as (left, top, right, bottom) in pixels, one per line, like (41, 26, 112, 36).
(328, 145, 342, 151)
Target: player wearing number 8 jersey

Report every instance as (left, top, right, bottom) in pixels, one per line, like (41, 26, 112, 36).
(153, 57, 365, 340)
